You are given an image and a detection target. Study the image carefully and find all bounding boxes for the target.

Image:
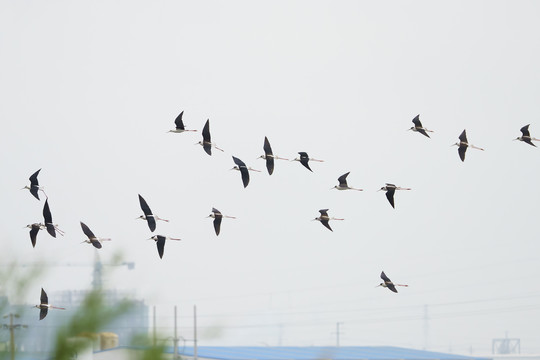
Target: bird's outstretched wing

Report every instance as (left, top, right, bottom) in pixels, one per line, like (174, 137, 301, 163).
(337, 172, 350, 187)
(40, 288, 48, 305)
(39, 308, 48, 320)
(385, 188, 396, 208)
(520, 124, 531, 137)
(156, 236, 166, 259)
(213, 217, 222, 236)
(80, 222, 96, 239)
(174, 111, 185, 130)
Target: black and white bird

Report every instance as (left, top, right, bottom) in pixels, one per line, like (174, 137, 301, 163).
(207, 207, 236, 236)
(293, 152, 323, 172)
(313, 209, 344, 232)
(137, 194, 169, 232)
(80, 222, 111, 249)
(197, 119, 224, 155)
(25, 223, 45, 248)
(148, 235, 181, 259)
(168, 111, 197, 133)
(332, 172, 363, 191)
(379, 183, 411, 209)
(258, 137, 289, 175)
(42, 199, 64, 237)
(22, 169, 46, 200)
(377, 271, 408, 293)
(515, 124, 539, 147)
(231, 156, 260, 188)
(408, 114, 433, 138)
(35, 288, 65, 320)
(452, 129, 484, 162)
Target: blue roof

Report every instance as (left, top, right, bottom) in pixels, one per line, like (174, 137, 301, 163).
(172, 347, 490, 360)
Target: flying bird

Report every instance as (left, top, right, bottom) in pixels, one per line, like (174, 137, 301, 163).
(313, 209, 344, 232)
(197, 119, 224, 155)
(377, 271, 408, 293)
(231, 156, 260, 188)
(258, 136, 289, 175)
(452, 129, 484, 162)
(379, 183, 411, 209)
(515, 124, 539, 147)
(137, 194, 169, 232)
(22, 169, 47, 200)
(293, 152, 323, 172)
(35, 288, 65, 320)
(25, 223, 45, 248)
(80, 222, 111, 249)
(168, 111, 197, 133)
(148, 235, 181, 259)
(207, 207, 236, 236)
(42, 199, 64, 237)
(408, 114, 433, 138)
(332, 172, 363, 191)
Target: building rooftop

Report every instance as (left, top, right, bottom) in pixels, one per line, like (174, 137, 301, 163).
(171, 346, 491, 360)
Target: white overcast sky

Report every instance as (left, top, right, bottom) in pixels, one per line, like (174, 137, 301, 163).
(2, 0, 540, 355)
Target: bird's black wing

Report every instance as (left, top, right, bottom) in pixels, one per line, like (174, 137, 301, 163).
(42, 200, 56, 237)
(212, 208, 222, 216)
(320, 220, 333, 232)
(263, 136, 273, 156)
(417, 128, 430, 138)
(156, 236, 166, 259)
(202, 119, 211, 142)
(299, 153, 312, 172)
(458, 129, 467, 143)
(232, 156, 247, 168)
(319, 209, 329, 217)
(411, 114, 422, 127)
(146, 217, 156, 232)
(380, 271, 391, 283)
(386, 283, 398, 293)
(524, 138, 537, 147)
(385, 188, 396, 208)
(30, 187, 40, 200)
(174, 111, 185, 130)
(29, 226, 39, 248)
(520, 124, 531, 137)
(458, 145, 467, 162)
(39, 308, 48, 320)
(240, 168, 249, 188)
(29, 169, 41, 186)
(337, 172, 350, 187)
(138, 194, 153, 217)
(40, 288, 48, 304)
(91, 240, 102, 249)
(213, 217, 222, 236)
(203, 143, 212, 156)
(265, 156, 274, 175)
(80, 222, 95, 239)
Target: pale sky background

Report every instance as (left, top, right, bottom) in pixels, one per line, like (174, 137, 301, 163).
(1, 0, 540, 355)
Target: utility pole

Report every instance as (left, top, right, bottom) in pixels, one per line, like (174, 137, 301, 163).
(173, 306, 180, 360)
(194, 305, 198, 360)
(333, 322, 343, 347)
(2, 313, 27, 360)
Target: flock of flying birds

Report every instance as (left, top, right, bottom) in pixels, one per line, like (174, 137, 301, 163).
(22, 112, 540, 319)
